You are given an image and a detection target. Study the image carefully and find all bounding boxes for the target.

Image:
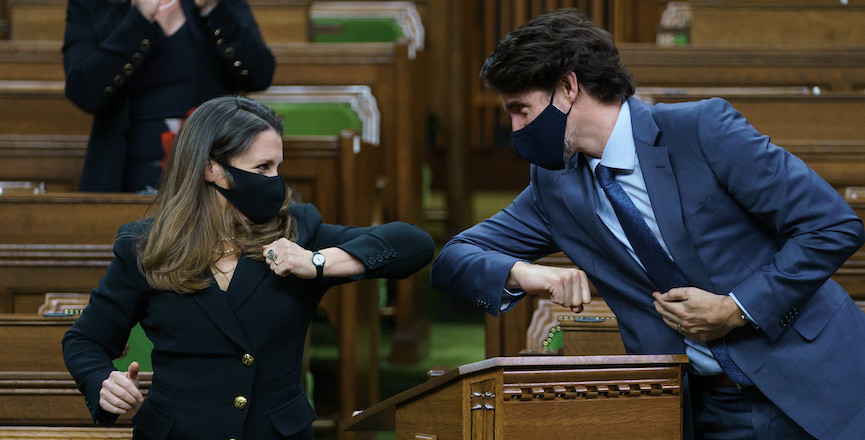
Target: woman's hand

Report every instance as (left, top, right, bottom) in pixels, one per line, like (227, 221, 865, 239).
(99, 361, 144, 414)
(263, 238, 316, 278)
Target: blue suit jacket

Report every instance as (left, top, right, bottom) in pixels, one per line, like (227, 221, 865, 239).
(432, 97, 865, 439)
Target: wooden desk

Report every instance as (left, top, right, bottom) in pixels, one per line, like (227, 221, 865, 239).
(343, 355, 689, 440)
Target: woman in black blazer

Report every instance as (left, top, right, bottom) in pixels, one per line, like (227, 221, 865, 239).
(63, 0, 274, 192)
(62, 96, 436, 439)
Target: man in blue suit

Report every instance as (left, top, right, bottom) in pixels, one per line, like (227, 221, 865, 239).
(431, 8, 865, 439)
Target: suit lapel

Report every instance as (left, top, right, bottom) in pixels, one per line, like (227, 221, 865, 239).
(225, 257, 270, 311)
(558, 156, 654, 286)
(629, 98, 715, 291)
(192, 258, 268, 351)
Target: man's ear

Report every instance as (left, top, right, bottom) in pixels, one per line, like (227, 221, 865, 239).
(204, 158, 222, 183)
(560, 71, 580, 103)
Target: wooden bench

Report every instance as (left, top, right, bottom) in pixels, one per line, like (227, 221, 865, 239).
(0, 193, 152, 313)
(619, 44, 865, 92)
(5, 0, 65, 41)
(0, 80, 92, 136)
(635, 88, 865, 142)
(0, 41, 64, 82)
(0, 134, 87, 191)
(0, 313, 152, 426)
(688, 2, 865, 48)
(0, 426, 134, 439)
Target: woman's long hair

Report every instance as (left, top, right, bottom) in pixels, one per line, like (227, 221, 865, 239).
(138, 96, 296, 293)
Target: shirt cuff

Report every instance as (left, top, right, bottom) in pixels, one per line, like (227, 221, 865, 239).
(500, 288, 526, 312)
(729, 292, 759, 328)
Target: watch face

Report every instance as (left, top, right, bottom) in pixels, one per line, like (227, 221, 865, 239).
(313, 253, 325, 266)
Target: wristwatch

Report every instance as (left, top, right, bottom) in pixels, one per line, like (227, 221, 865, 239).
(312, 251, 326, 278)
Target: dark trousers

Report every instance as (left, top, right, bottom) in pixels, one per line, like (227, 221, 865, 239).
(689, 375, 815, 440)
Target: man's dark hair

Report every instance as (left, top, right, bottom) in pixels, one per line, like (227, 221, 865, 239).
(481, 8, 634, 103)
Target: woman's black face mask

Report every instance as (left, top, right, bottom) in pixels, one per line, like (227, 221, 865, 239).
(210, 163, 286, 224)
(510, 88, 573, 170)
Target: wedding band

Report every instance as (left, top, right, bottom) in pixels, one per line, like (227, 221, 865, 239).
(274, 259, 280, 266)
(267, 249, 275, 261)
(677, 323, 684, 335)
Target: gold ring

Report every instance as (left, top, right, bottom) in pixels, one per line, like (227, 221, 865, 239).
(676, 323, 683, 335)
(274, 259, 280, 267)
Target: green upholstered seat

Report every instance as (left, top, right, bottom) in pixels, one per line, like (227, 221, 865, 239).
(311, 17, 404, 43)
(113, 323, 153, 371)
(266, 102, 363, 137)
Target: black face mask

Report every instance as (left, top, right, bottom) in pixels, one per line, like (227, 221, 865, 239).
(511, 89, 572, 170)
(210, 163, 286, 224)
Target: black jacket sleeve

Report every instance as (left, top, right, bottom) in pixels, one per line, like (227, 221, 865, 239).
(61, 222, 150, 426)
(290, 203, 435, 282)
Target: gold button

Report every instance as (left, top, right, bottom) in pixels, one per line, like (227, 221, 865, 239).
(113, 74, 123, 84)
(103, 86, 114, 95)
(233, 60, 242, 67)
(123, 63, 134, 75)
(216, 38, 224, 45)
(131, 52, 142, 62)
(241, 353, 254, 367)
(214, 28, 221, 36)
(240, 69, 248, 76)
(234, 396, 247, 409)
(140, 39, 151, 51)
(224, 47, 234, 57)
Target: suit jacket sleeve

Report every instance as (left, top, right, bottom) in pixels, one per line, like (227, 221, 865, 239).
(430, 175, 560, 316)
(63, 0, 163, 114)
(291, 204, 435, 282)
(196, 0, 275, 92)
(695, 98, 865, 340)
(62, 222, 149, 426)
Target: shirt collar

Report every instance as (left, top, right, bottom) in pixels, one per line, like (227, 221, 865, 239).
(585, 100, 635, 173)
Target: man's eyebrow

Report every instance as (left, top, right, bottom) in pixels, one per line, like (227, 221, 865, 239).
(503, 100, 527, 111)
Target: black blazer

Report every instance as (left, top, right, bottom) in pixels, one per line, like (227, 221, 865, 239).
(63, 0, 275, 191)
(63, 204, 435, 439)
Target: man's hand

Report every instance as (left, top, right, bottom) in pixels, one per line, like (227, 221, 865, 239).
(99, 361, 144, 414)
(653, 287, 747, 341)
(507, 262, 591, 313)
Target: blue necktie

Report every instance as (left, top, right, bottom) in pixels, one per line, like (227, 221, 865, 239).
(595, 164, 752, 386)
